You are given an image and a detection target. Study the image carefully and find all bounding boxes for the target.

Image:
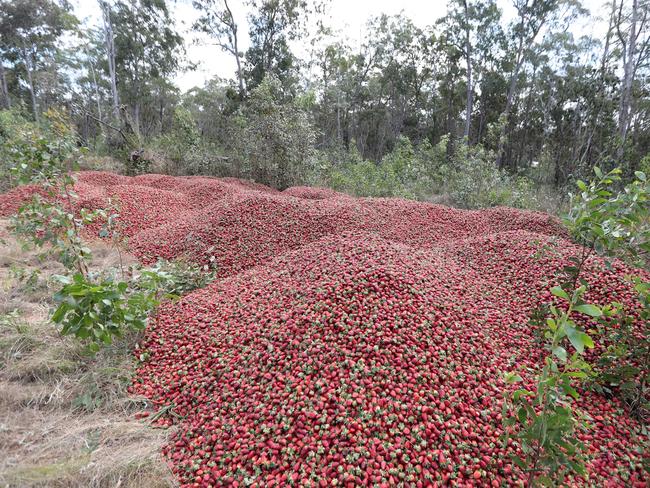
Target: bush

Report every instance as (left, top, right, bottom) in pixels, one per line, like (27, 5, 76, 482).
(52, 273, 159, 353)
(153, 107, 234, 176)
(136, 258, 216, 297)
(232, 74, 317, 189)
(445, 143, 538, 209)
(565, 167, 649, 420)
(319, 137, 440, 199)
(6, 113, 215, 354)
(0, 109, 47, 190)
(316, 136, 541, 209)
(154, 107, 200, 174)
(503, 168, 650, 485)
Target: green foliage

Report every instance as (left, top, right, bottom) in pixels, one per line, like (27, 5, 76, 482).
(50, 258, 215, 355)
(566, 168, 649, 267)
(594, 278, 649, 421)
(137, 258, 216, 298)
(51, 273, 159, 353)
(319, 135, 540, 208)
(0, 109, 34, 190)
(321, 137, 440, 199)
(506, 166, 650, 484)
(234, 74, 316, 189)
(445, 142, 538, 209)
(6, 115, 216, 354)
(8, 109, 95, 275)
(503, 284, 602, 486)
(640, 154, 650, 176)
(153, 106, 231, 176)
(565, 167, 649, 421)
(0, 108, 79, 190)
(155, 107, 200, 170)
(11, 197, 99, 274)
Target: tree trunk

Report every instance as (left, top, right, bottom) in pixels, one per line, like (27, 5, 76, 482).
(101, 0, 120, 120)
(22, 48, 38, 121)
(234, 43, 245, 95)
(495, 2, 550, 169)
(618, 0, 638, 155)
(0, 60, 9, 109)
(224, 0, 245, 96)
(495, 36, 525, 168)
(579, 0, 617, 168)
(336, 90, 342, 144)
(134, 102, 141, 139)
(463, 0, 473, 144)
(86, 49, 103, 122)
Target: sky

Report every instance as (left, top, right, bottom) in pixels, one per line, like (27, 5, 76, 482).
(73, 0, 611, 92)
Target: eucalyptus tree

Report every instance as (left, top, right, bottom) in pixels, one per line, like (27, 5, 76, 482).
(495, 0, 560, 168)
(108, 0, 184, 137)
(244, 0, 318, 91)
(615, 0, 650, 157)
(0, 0, 77, 120)
(192, 0, 245, 96)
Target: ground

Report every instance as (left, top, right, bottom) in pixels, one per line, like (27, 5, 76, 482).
(0, 219, 175, 488)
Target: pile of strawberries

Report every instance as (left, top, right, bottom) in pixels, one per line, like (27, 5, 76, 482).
(1, 172, 647, 487)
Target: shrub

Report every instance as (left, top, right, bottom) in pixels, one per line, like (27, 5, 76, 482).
(154, 106, 201, 174)
(503, 167, 650, 484)
(446, 143, 538, 209)
(233, 74, 317, 189)
(136, 258, 216, 297)
(0, 108, 80, 191)
(321, 137, 440, 199)
(6, 114, 216, 354)
(52, 273, 159, 353)
(318, 136, 540, 209)
(565, 167, 649, 420)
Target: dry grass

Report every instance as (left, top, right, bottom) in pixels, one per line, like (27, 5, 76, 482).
(78, 155, 124, 174)
(0, 219, 176, 487)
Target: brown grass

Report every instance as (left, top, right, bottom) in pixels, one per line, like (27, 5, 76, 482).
(0, 219, 176, 487)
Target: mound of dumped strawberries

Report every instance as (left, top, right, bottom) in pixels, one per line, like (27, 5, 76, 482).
(1, 171, 647, 487)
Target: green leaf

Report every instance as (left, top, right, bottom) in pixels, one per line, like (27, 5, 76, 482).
(566, 371, 588, 379)
(551, 286, 569, 300)
(546, 318, 557, 331)
(517, 406, 528, 423)
(565, 326, 594, 354)
(513, 389, 533, 401)
(504, 372, 523, 384)
(51, 305, 67, 323)
(511, 455, 527, 470)
(77, 328, 91, 339)
(573, 304, 602, 317)
(552, 346, 567, 362)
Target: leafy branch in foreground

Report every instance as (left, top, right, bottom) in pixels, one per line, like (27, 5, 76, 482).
(51, 274, 158, 353)
(503, 167, 649, 485)
(503, 283, 603, 486)
(567, 168, 649, 421)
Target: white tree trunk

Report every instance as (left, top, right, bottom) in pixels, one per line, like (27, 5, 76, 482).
(224, 0, 245, 95)
(22, 48, 38, 121)
(101, 0, 120, 120)
(463, 0, 473, 143)
(618, 0, 638, 149)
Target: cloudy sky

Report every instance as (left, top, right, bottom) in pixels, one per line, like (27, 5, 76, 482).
(73, 0, 611, 92)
